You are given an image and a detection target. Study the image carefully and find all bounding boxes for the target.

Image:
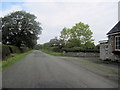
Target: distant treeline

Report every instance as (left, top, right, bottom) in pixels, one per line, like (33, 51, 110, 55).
(35, 43, 99, 53)
(36, 22, 100, 53)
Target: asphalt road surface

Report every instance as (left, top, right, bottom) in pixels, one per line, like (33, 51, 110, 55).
(2, 50, 118, 88)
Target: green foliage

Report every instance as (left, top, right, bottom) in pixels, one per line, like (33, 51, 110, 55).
(1, 11, 42, 48)
(41, 22, 99, 53)
(41, 50, 69, 56)
(20, 47, 30, 53)
(34, 44, 42, 50)
(66, 39, 81, 48)
(42, 37, 63, 52)
(49, 37, 60, 47)
(0, 31, 1, 42)
(50, 47, 61, 52)
(2, 44, 11, 59)
(60, 22, 94, 49)
(42, 43, 51, 49)
(8, 45, 20, 53)
(60, 27, 68, 46)
(85, 41, 95, 49)
(2, 44, 31, 60)
(62, 47, 99, 52)
(73, 46, 86, 51)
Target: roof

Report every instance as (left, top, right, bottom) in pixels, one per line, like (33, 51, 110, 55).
(107, 21, 120, 35)
(99, 40, 108, 44)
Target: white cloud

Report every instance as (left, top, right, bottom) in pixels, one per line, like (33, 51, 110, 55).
(1, 5, 23, 17)
(1, 1, 118, 45)
(22, 2, 118, 44)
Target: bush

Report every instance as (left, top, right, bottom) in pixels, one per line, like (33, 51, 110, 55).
(8, 45, 20, 53)
(2, 44, 11, 59)
(73, 47, 86, 51)
(0, 44, 2, 59)
(2, 44, 31, 60)
(62, 47, 99, 53)
(19, 47, 30, 53)
(50, 47, 61, 52)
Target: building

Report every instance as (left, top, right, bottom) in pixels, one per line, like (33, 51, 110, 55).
(100, 21, 120, 61)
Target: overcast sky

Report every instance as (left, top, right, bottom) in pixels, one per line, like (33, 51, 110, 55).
(0, 0, 119, 45)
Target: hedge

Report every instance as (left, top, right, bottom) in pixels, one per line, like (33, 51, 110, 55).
(8, 45, 20, 53)
(62, 47, 99, 53)
(50, 47, 61, 52)
(2, 44, 11, 59)
(2, 44, 30, 60)
(20, 47, 30, 53)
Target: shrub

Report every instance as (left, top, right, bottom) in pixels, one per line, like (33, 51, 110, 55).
(50, 47, 61, 52)
(62, 47, 99, 53)
(0, 44, 2, 59)
(20, 47, 30, 53)
(8, 45, 20, 53)
(2, 44, 31, 60)
(2, 44, 11, 59)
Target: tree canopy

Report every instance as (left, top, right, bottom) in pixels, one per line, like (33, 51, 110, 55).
(1, 11, 42, 48)
(60, 22, 94, 48)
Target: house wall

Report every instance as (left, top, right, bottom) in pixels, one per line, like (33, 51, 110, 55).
(100, 35, 120, 61)
(107, 35, 120, 61)
(100, 43, 109, 60)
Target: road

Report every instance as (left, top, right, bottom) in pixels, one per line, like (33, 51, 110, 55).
(2, 50, 118, 88)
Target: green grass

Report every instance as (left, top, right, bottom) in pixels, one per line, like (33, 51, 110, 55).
(0, 50, 33, 71)
(40, 49, 69, 56)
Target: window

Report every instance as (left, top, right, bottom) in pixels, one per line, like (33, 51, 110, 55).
(115, 36, 120, 51)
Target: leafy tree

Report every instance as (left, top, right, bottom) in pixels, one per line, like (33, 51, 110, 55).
(69, 22, 94, 44)
(0, 18, 2, 42)
(49, 37, 63, 51)
(60, 27, 68, 46)
(66, 38, 81, 48)
(49, 37, 60, 47)
(60, 22, 94, 48)
(85, 41, 95, 49)
(1, 11, 42, 48)
(0, 31, 1, 42)
(34, 44, 42, 50)
(42, 42, 51, 49)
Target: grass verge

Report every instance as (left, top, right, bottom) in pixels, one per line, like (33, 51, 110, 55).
(0, 50, 33, 71)
(40, 49, 69, 56)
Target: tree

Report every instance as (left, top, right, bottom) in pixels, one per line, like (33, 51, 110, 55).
(1, 11, 42, 48)
(60, 22, 94, 48)
(42, 42, 51, 49)
(66, 38, 81, 48)
(60, 27, 68, 46)
(69, 22, 94, 44)
(49, 37, 63, 51)
(0, 18, 2, 42)
(34, 44, 42, 50)
(49, 37, 60, 47)
(0, 31, 1, 42)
